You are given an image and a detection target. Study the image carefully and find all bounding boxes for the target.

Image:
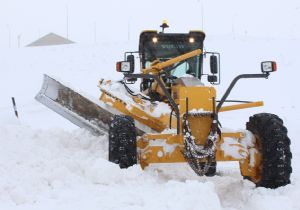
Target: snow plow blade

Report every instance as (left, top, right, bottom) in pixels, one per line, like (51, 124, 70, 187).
(35, 74, 112, 136)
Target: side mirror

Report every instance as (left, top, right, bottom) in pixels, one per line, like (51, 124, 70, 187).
(208, 75, 218, 83)
(210, 55, 218, 74)
(127, 55, 135, 72)
(261, 61, 276, 73)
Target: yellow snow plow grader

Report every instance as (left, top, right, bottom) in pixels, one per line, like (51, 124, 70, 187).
(36, 23, 292, 188)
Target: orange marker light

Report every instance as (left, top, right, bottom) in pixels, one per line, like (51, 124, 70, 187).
(116, 62, 121, 72)
(272, 62, 277, 72)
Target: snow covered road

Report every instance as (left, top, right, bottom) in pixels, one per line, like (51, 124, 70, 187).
(0, 123, 299, 210)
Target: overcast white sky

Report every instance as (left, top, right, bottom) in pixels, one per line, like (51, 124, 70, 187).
(0, 0, 299, 47)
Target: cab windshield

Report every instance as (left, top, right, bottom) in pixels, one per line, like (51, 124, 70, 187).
(142, 38, 202, 78)
(145, 56, 200, 78)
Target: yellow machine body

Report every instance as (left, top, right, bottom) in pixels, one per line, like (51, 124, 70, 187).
(98, 70, 263, 182)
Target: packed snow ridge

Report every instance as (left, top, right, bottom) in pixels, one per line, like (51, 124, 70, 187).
(0, 124, 299, 210)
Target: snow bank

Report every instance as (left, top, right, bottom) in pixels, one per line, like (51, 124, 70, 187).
(0, 124, 299, 210)
(0, 125, 222, 210)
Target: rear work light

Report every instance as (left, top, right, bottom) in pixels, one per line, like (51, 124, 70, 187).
(261, 61, 277, 73)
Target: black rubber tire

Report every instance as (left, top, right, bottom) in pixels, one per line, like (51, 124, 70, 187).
(199, 161, 217, 176)
(109, 115, 137, 168)
(246, 113, 292, 188)
(206, 161, 217, 176)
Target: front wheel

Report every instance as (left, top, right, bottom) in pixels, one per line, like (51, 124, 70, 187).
(108, 115, 137, 169)
(244, 113, 292, 188)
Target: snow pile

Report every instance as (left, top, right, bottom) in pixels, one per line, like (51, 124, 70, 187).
(221, 137, 248, 160)
(99, 80, 171, 118)
(0, 125, 106, 205)
(1, 124, 299, 210)
(1, 125, 299, 210)
(0, 124, 223, 210)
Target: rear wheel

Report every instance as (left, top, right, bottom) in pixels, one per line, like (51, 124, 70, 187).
(206, 161, 217, 176)
(109, 115, 137, 168)
(245, 113, 292, 188)
(199, 161, 217, 176)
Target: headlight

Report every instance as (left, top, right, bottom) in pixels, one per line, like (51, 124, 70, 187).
(121, 62, 131, 72)
(261, 61, 277, 73)
(189, 37, 195, 43)
(116, 61, 133, 73)
(152, 37, 158, 43)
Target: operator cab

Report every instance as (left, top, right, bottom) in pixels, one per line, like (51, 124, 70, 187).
(116, 24, 220, 100)
(139, 30, 206, 79)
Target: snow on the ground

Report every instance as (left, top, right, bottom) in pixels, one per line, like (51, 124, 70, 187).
(0, 36, 300, 210)
(1, 124, 299, 210)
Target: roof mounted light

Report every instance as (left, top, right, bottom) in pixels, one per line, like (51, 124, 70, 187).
(160, 20, 169, 33)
